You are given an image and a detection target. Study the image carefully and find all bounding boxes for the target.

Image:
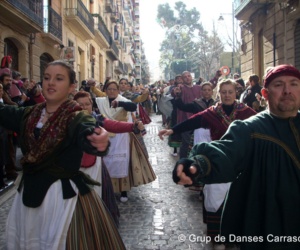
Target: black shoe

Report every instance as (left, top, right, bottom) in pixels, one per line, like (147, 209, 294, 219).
(120, 191, 128, 202)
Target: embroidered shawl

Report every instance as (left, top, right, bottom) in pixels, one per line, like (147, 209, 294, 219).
(20, 100, 82, 168)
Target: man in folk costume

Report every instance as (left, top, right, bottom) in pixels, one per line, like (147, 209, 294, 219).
(173, 64, 300, 250)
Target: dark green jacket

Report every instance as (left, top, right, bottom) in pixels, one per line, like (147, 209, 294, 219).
(189, 111, 300, 249)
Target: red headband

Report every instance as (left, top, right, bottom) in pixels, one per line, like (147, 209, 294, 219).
(264, 64, 300, 87)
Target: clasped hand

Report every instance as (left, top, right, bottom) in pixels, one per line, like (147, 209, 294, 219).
(86, 127, 109, 152)
(175, 164, 198, 186)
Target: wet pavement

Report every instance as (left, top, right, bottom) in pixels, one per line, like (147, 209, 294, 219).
(0, 114, 238, 250)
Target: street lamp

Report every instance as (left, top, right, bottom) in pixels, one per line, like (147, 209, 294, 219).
(218, 2, 235, 76)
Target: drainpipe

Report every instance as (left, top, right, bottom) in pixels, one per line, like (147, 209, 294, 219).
(29, 33, 36, 80)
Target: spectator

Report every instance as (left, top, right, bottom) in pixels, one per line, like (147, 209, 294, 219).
(235, 78, 245, 99)
(240, 74, 262, 110)
(0, 73, 23, 180)
(0, 56, 12, 77)
(233, 73, 240, 80)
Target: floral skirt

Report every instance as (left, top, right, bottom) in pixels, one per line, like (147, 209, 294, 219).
(111, 133, 156, 193)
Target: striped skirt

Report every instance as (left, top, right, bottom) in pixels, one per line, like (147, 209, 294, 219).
(66, 190, 125, 250)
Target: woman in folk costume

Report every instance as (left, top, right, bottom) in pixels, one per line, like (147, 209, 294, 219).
(96, 81, 156, 202)
(90, 78, 150, 157)
(1, 61, 125, 250)
(119, 78, 150, 157)
(74, 91, 145, 225)
(159, 79, 256, 249)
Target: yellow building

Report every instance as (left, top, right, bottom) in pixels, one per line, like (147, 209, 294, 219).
(0, 0, 144, 86)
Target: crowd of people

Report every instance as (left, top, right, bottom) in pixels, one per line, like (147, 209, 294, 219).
(0, 58, 158, 249)
(1, 56, 300, 250)
(158, 65, 300, 250)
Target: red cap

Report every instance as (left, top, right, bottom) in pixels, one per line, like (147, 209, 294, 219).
(264, 64, 300, 87)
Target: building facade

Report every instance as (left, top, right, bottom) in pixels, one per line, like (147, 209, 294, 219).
(0, 0, 150, 86)
(235, 0, 300, 80)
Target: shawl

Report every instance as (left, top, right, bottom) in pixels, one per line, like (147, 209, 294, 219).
(213, 101, 248, 127)
(96, 94, 130, 121)
(20, 100, 81, 170)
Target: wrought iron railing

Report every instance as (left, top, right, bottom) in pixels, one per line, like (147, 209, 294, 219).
(110, 40, 119, 56)
(47, 6, 62, 40)
(65, 0, 94, 34)
(118, 60, 124, 72)
(94, 14, 110, 44)
(6, 0, 43, 26)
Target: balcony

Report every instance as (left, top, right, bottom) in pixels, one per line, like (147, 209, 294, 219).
(0, 0, 43, 34)
(65, 0, 94, 40)
(234, 0, 268, 20)
(114, 60, 124, 74)
(105, 0, 114, 13)
(122, 4, 133, 25)
(42, 5, 62, 43)
(123, 28, 131, 42)
(93, 14, 110, 47)
(135, 9, 139, 17)
(106, 39, 119, 60)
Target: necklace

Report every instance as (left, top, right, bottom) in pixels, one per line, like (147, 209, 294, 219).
(45, 107, 55, 115)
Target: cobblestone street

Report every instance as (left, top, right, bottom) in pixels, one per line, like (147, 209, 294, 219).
(0, 114, 233, 250)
